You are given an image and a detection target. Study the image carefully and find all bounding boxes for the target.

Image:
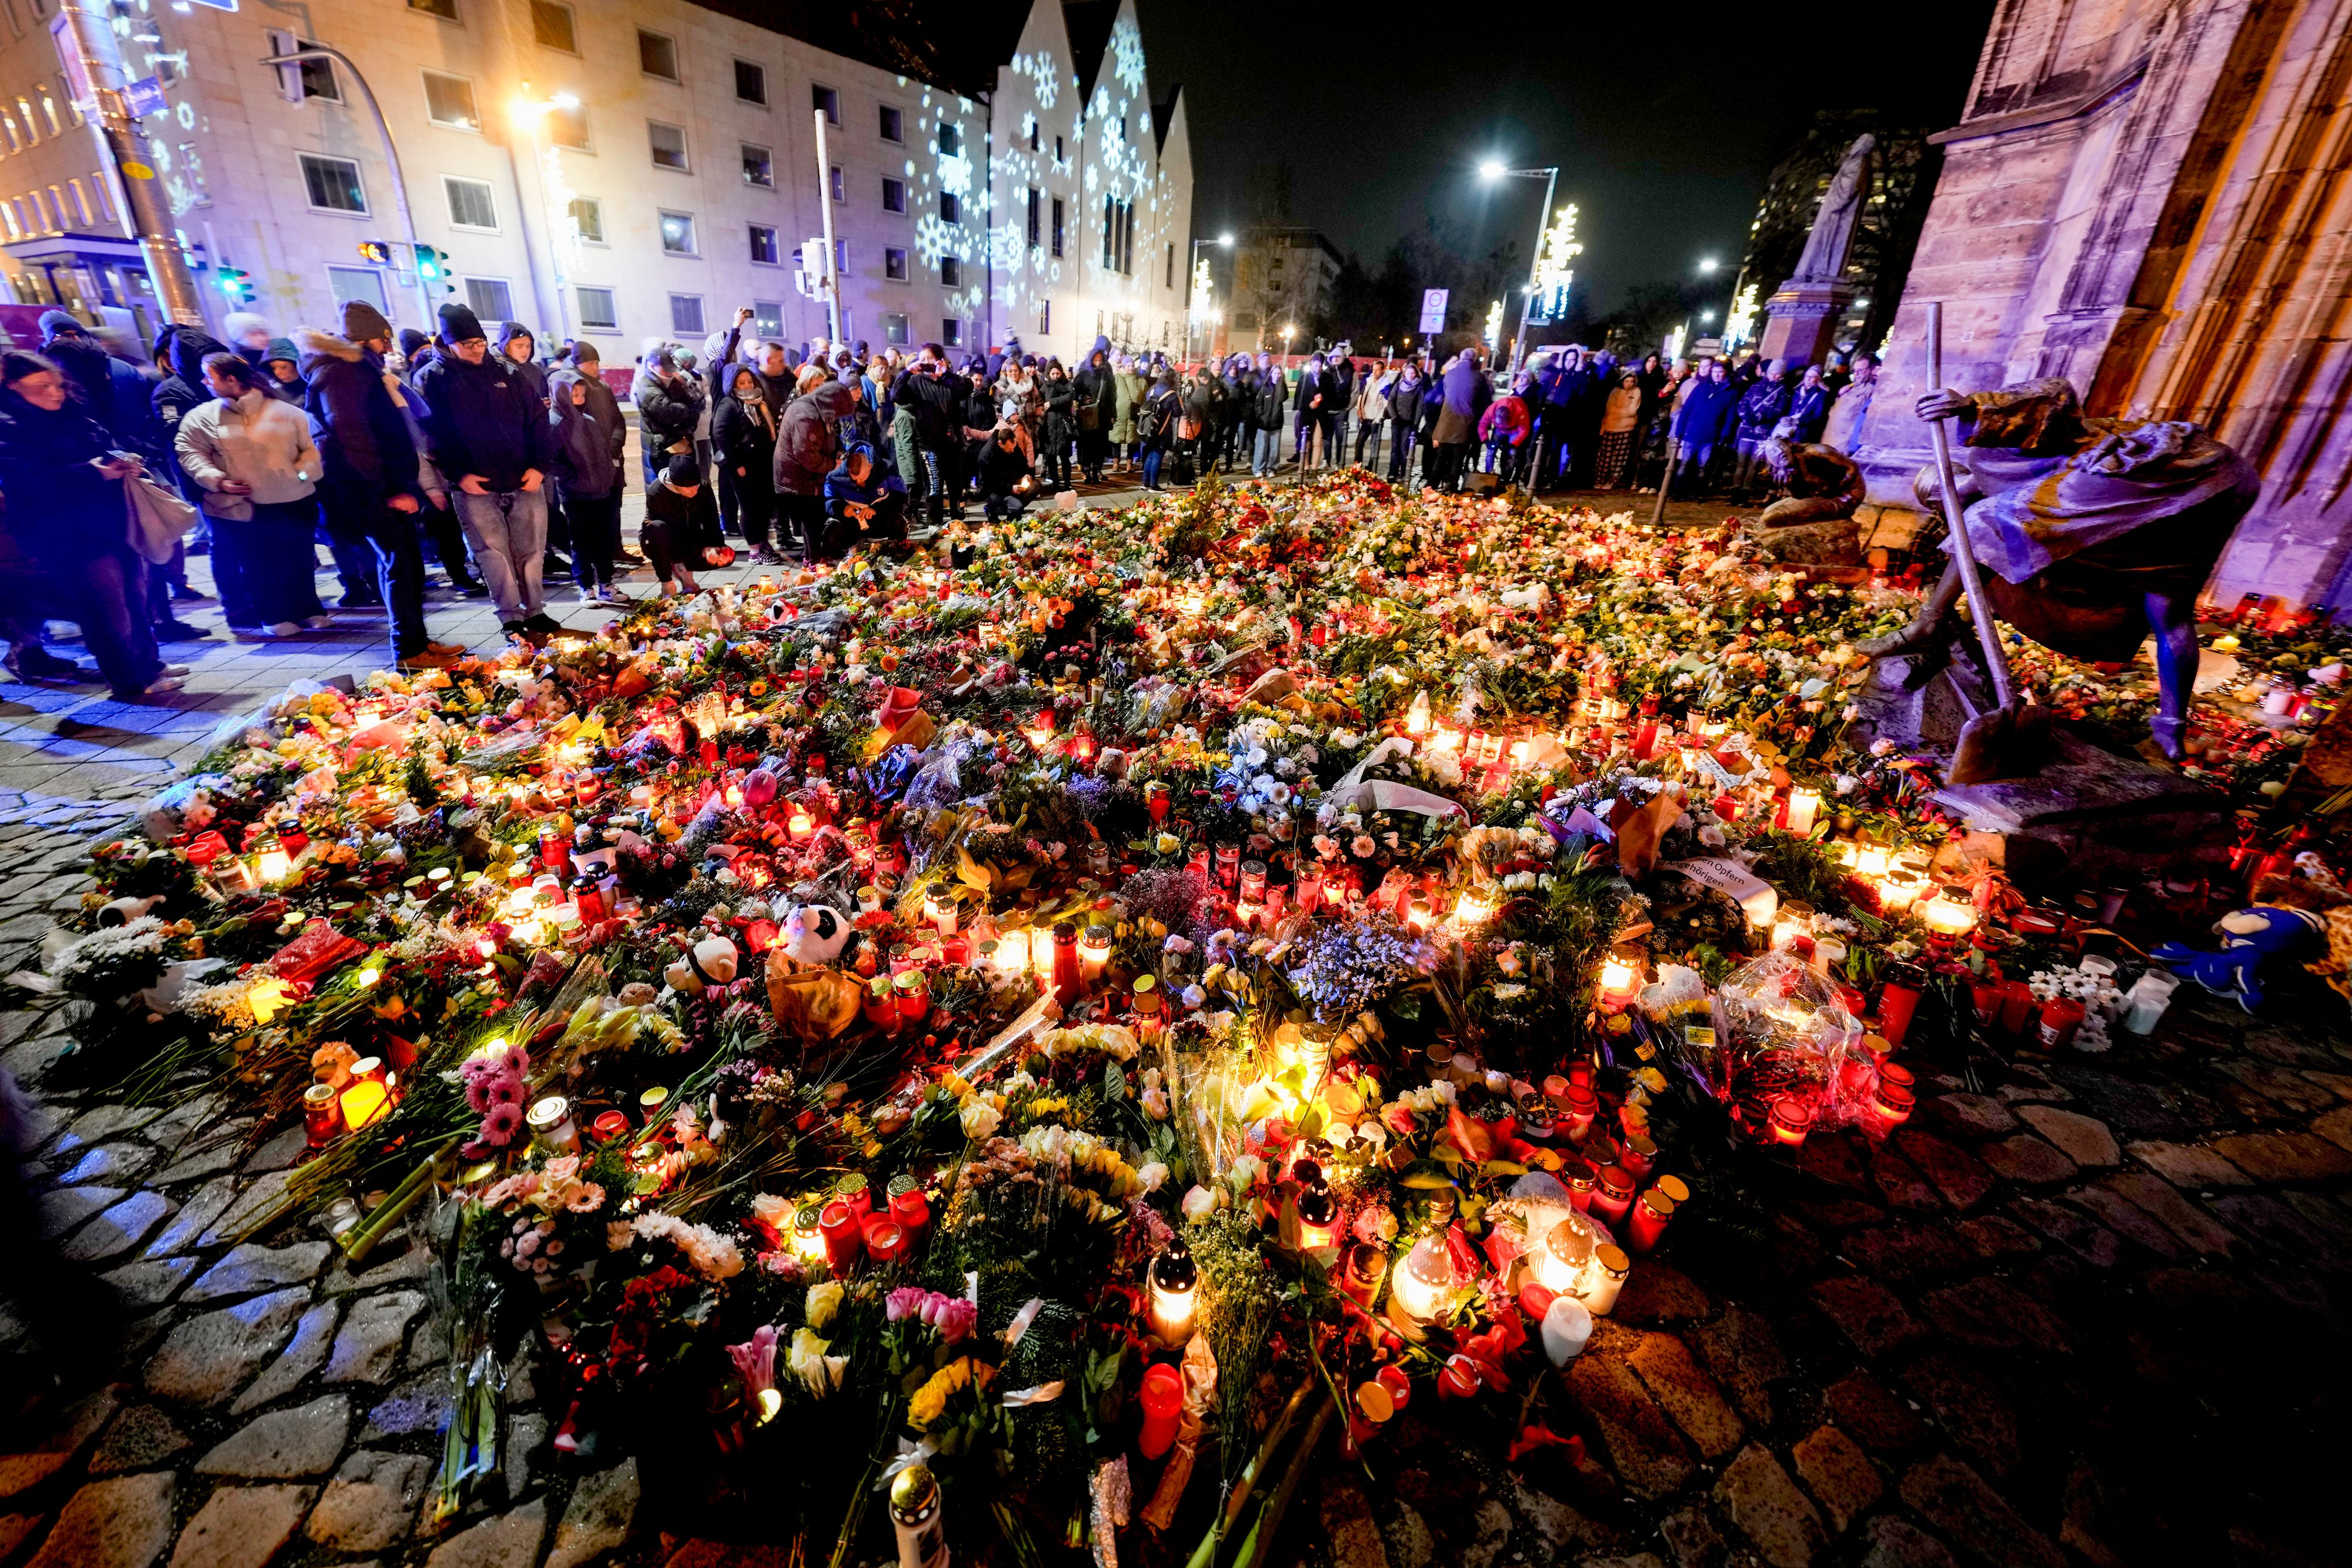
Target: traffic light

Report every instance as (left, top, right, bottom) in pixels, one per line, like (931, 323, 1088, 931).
(358, 239, 393, 266)
(415, 244, 454, 294)
(217, 266, 253, 306)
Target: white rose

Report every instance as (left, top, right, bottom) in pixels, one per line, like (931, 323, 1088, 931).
(1181, 1185, 1218, 1221)
(959, 1099, 1003, 1140)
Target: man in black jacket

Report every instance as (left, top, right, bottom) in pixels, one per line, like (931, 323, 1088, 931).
(896, 345, 966, 527)
(413, 303, 562, 638)
(1071, 345, 1117, 483)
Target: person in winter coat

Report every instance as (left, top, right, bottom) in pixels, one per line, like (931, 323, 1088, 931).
(413, 302, 562, 638)
(1820, 353, 1876, 452)
(1671, 360, 1740, 495)
(820, 440, 908, 552)
(0, 351, 178, 700)
(1073, 340, 1117, 481)
(1786, 363, 1832, 444)
(638, 456, 710, 596)
(1111, 356, 1145, 472)
(1730, 362, 1793, 501)
(220, 310, 275, 377)
(1248, 364, 1285, 477)
(562, 342, 630, 568)
(1040, 363, 1076, 490)
(713, 365, 781, 564)
(547, 366, 626, 604)
(773, 377, 853, 564)
(1384, 363, 1425, 483)
(1596, 371, 1642, 489)
(1353, 365, 1390, 467)
(1477, 377, 1534, 484)
(1430, 351, 1491, 491)
(1137, 375, 1182, 491)
(634, 350, 703, 488)
(176, 352, 331, 639)
(1180, 369, 1220, 481)
(259, 339, 306, 404)
(1291, 353, 1331, 470)
(974, 424, 1034, 520)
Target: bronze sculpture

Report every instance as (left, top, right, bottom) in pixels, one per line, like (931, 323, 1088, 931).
(1861, 377, 2261, 759)
(1748, 430, 1869, 568)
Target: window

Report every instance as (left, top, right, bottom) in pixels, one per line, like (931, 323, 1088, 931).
(881, 176, 904, 213)
(828, 165, 844, 203)
(938, 191, 958, 223)
(658, 210, 696, 255)
(328, 264, 389, 315)
(940, 255, 960, 287)
(669, 295, 704, 334)
(422, 72, 479, 132)
(879, 105, 902, 142)
(408, 0, 457, 20)
(0, 113, 18, 154)
(811, 83, 838, 123)
(299, 153, 366, 213)
(740, 143, 772, 188)
(14, 98, 36, 144)
(648, 121, 688, 171)
(749, 223, 777, 265)
(1028, 122, 1038, 152)
(1051, 197, 1064, 258)
(65, 178, 89, 223)
(1165, 243, 1175, 289)
(1054, 134, 1063, 162)
(568, 195, 603, 242)
(734, 59, 766, 105)
(443, 175, 496, 229)
(1038, 299, 1051, 334)
(884, 246, 907, 281)
(286, 49, 339, 103)
(547, 102, 587, 150)
(938, 123, 960, 156)
(883, 312, 908, 345)
(942, 317, 961, 347)
(1100, 196, 1134, 274)
(834, 239, 848, 276)
(754, 301, 784, 337)
(529, 0, 574, 51)
(463, 277, 513, 320)
(1025, 187, 1039, 249)
(576, 286, 617, 330)
(637, 29, 677, 81)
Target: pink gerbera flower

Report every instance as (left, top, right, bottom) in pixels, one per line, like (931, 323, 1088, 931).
(483, 1075, 525, 1109)
(477, 1101, 524, 1147)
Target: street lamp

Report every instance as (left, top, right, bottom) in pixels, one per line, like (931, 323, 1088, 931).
(262, 42, 435, 328)
(1479, 159, 1559, 376)
(1187, 232, 1233, 362)
(506, 86, 580, 340)
(1698, 257, 1719, 275)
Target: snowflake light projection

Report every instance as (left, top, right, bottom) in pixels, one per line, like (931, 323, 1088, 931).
(1111, 16, 1145, 96)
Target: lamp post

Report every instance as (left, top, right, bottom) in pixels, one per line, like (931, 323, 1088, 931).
(509, 89, 579, 343)
(1187, 232, 1231, 364)
(1478, 159, 1558, 377)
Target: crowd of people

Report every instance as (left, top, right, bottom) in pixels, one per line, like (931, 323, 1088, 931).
(0, 294, 1883, 704)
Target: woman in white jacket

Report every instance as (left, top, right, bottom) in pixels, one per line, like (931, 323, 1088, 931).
(175, 352, 330, 638)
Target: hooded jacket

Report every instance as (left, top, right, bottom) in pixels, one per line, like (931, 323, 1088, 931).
(1433, 357, 1491, 445)
(41, 329, 162, 460)
(1478, 394, 1532, 446)
(295, 327, 423, 501)
(497, 323, 549, 408)
(0, 387, 131, 563)
(151, 326, 229, 441)
(636, 366, 702, 456)
(546, 368, 619, 500)
(773, 379, 853, 496)
(712, 378, 779, 493)
(1673, 376, 1740, 446)
(821, 441, 906, 523)
(1735, 377, 1793, 443)
(413, 349, 556, 492)
(175, 388, 321, 516)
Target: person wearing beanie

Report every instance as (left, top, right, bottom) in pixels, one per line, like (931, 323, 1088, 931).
(561, 342, 635, 570)
(342, 300, 392, 345)
(547, 362, 627, 605)
(261, 337, 306, 402)
(395, 328, 430, 376)
(413, 300, 563, 638)
(493, 321, 567, 576)
(637, 454, 707, 597)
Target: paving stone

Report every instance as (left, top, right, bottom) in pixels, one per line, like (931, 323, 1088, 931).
(35, 1183, 123, 1239)
(2206, 1192, 2334, 1261)
(323, 1240, 434, 1296)
(2057, 1185, 2184, 1260)
(0, 1513, 42, 1562)
(1314, 1472, 1387, 1568)
(144, 1287, 311, 1407)
(2280, 1189, 2352, 1258)
(143, 1095, 229, 1148)
(24, 1470, 174, 1568)
(0, 1386, 119, 1499)
(406, 1310, 450, 1374)
(62, 1192, 174, 1263)
(1659, 1505, 1728, 1568)
(1713, 1445, 1826, 1568)
(2209, 1131, 2352, 1183)
(194, 1393, 350, 1479)
(2043, 1065, 2194, 1142)
(1822, 1369, 1923, 1451)
(62, 1104, 163, 1148)
(148, 1141, 241, 1186)
(1897, 1453, 2064, 1568)
(306, 1449, 432, 1553)
(2013, 1106, 2118, 1167)
(1458, 1495, 1512, 1568)
(1843, 1220, 1978, 1284)
(88, 1406, 191, 1477)
(523, 1453, 636, 1568)
(1689, 1303, 1789, 1427)
(230, 1299, 342, 1415)
(1859, 1515, 1963, 1568)
(2310, 1102, 2352, 1152)
(2099, 1171, 2240, 1256)
(1793, 1195, 1887, 1229)
(1898, 1349, 2018, 1477)
(143, 1178, 236, 1260)
(1953, 1214, 2040, 1259)
(360, 1371, 453, 1441)
(1892, 1131, 1995, 1211)
(1568, 1349, 1694, 1500)
(1508, 1476, 1610, 1558)
(1917, 1277, 2074, 1353)
(1626, 1330, 1745, 1459)
(2215, 1058, 2339, 1114)
(1790, 1423, 1880, 1532)
(194, 1169, 293, 1249)
(1382, 1500, 1435, 1568)
(183, 1242, 333, 1304)
(58, 1143, 159, 1186)
(1994, 1062, 2070, 1104)
(1924, 1094, 2015, 1138)
(239, 1127, 308, 1175)
(504, 1413, 547, 1502)
(166, 1482, 315, 1568)
(1809, 1275, 1928, 1359)
(1611, 1260, 1711, 1325)
(1796, 1132, 1873, 1192)
(2006, 1197, 2122, 1268)
(324, 1289, 425, 1384)
(101, 1256, 197, 1309)
(1869, 1148, 1944, 1212)
(1976, 1134, 2078, 1185)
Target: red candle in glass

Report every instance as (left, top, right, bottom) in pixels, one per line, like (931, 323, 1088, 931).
(1562, 1085, 1597, 1139)
(1566, 1164, 1596, 1211)
(1591, 1166, 1636, 1226)
(1769, 1095, 1814, 1146)
(818, 1200, 864, 1271)
(2037, 997, 2085, 1050)
(1626, 1189, 1675, 1253)
(889, 1186, 931, 1239)
(1872, 1079, 1916, 1130)
(303, 1083, 343, 1148)
(1375, 1363, 1412, 1412)
(864, 1218, 907, 1263)
(1996, 980, 2036, 1035)
(1876, 965, 1925, 1046)
(1970, 979, 2002, 1027)
(1051, 922, 1082, 1007)
(1138, 1363, 1184, 1459)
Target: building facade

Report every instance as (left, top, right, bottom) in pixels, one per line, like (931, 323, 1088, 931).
(1853, 0, 2352, 614)
(1227, 226, 1341, 352)
(0, 0, 1191, 367)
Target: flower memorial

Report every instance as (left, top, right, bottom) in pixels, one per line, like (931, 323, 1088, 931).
(22, 470, 2352, 1563)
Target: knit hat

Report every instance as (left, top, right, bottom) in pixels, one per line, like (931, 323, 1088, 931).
(222, 310, 270, 346)
(569, 340, 600, 366)
(342, 299, 393, 343)
(397, 328, 429, 360)
(436, 301, 486, 345)
(265, 337, 299, 367)
(664, 456, 699, 487)
(36, 309, 85, 342)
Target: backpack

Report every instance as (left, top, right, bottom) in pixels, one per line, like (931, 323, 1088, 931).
(1137, 399, 1166, 442)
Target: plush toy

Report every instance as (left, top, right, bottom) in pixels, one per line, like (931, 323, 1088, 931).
(664, 934, 739, 994)
(781, 902, 850, 967)
(2150, 904, 2328, 1011)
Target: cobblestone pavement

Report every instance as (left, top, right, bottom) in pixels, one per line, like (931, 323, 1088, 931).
(2, 489, 2347, 1567)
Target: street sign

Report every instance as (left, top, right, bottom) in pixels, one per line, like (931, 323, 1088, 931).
(123, 76, 165, 118)
(1418, 288, 1449, 335)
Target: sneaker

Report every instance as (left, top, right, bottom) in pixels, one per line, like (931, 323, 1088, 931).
(522, 613, 564, 635)
(500, 620, 528, 638)
(133, 675, 185, 698)
(159, 663, 192, 678)
(597, 586, 636, 607)
(616, 547, 648, 568)
(5, 647, 88, 680)
(397, 648, 462, 671)
(750, 546, 785, 566)
(228, 626, 276, 644)
(153, 618, 208, 641)
(338, 594, 385, 611)
(269, 621, 301, 637)
(303, 614, 334, 630)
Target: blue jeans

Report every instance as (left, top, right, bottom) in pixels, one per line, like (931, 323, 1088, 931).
(453, 486, 548, 623)
(1142, 447, 1165, 489)
(1252, 427, 1279, 474)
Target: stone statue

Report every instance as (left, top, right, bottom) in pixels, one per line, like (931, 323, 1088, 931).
(1792, 135, 1876, 283)
(1860, 377, 2261, 758)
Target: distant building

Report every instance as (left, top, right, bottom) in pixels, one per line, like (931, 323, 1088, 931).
(1228, 226, 1341, 352)
(0, 0, 1191, 366)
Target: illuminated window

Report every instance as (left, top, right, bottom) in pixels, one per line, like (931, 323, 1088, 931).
(884, 247, 907, 281)
(0, 113, 18, 153)
(879, 105, 902, 142)
(1, 203, 19, 240)
(741, 143, 772, 187)
(547, 102, 587, 149)
(530, 0, 575, 51)
(15, 99, 36, 144)
(66, 178, 90, 223)
(568, 196, 603, 242)
(637, 29, 677, 81)
(754, 301, 783, 337)
(1038, 299, 1050, 334)
(883, 311, 908, 346)
(881, 176, 904, 213)
(409, 0, 457, 21)
(37, 91, 59, 134)
(750, 225, 778, 263)
(658, 209, 696, 254)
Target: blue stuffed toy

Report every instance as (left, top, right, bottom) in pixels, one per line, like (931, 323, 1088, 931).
(2150, 904, 2328, 1011)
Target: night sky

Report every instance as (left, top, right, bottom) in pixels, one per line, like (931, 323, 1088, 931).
(1133, 0, 1997, 316)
